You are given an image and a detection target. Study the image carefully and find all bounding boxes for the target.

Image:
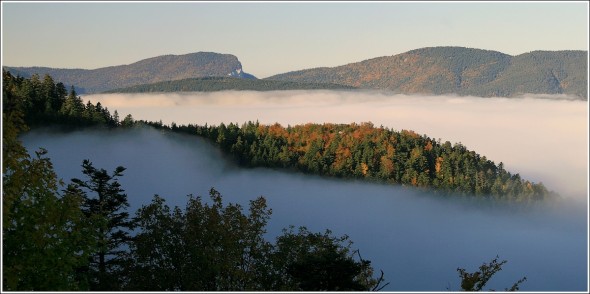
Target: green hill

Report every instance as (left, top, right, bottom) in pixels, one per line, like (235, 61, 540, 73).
(104, 77, 356, 93)
(266, 47, 587, 99)
(473, 50, 588, 97)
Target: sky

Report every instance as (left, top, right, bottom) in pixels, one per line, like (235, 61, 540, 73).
(1, 1, 588, 78)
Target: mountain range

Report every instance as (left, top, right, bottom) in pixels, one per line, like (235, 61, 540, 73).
(268, 47, 587, 98)
(4, 47, 587, 98)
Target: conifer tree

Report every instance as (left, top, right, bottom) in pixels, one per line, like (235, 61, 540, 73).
(68, 160, 133, 290)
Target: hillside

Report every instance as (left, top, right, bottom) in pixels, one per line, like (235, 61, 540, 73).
(104, 76, 357, 93)
(146, 120, 554, 202)
(266, 47, 588, 99)
(3, 52, 255, 93)
(5, 47, 587, 98)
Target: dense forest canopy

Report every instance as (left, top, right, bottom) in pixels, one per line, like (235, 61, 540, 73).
(145, 120, 555, 202)
(104, 76, 357, 93)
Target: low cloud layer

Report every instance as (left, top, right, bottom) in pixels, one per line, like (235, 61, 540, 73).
(22, 126, 588, 291)
(85, 91, 588, 198)
(22, 90, 586, 291)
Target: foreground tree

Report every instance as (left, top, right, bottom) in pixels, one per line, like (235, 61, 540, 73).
(456, 255, 527, 291)
(123, 195, 186, 290)
(124, 189, 386, 291)
(125, 188, 274, 291)
(270, 226, 388, 291)
(67, 160, 133, 290)
(2, 108, 94, 290)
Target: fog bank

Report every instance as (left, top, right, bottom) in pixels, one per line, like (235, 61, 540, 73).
(22, 127, 588, 291)
(85, 91, 588, 198)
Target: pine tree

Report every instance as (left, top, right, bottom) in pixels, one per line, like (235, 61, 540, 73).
(69, 160, 133, 290)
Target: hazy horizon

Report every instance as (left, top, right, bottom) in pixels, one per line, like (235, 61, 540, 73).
(2, 2, 587, 78)
(3, 45, 588, 78)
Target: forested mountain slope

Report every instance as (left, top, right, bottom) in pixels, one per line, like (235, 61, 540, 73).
(167, 121, 553, 202)
(104, 77, 356, 93)
(267, 47, 587, 99)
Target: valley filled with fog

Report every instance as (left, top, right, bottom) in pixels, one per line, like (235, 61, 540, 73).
(88, 91, 588, 197)
(22, 91, 588, 291)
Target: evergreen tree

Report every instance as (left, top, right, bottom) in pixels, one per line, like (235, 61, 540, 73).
(68, 160, 133, 290)
(60, 85, 85, 120)
(121, 114, 135, 127)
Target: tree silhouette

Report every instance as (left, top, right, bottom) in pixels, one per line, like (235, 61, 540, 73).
(68, 160, 133, 290)
(456, 255, 527, 291)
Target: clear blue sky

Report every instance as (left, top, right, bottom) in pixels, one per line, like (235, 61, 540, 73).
(2, 1, 588, 78)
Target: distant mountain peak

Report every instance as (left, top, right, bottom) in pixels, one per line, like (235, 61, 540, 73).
(3, 51, 257, 93)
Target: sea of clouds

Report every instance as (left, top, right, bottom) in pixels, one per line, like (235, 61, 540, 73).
(86, 90, 588, 198)
(22, 90, 588, 291)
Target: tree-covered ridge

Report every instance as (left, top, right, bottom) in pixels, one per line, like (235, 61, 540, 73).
(266, 46, 587, 99)
(3, 52, 253, 94)
(478, 50, 588, 98)
(161, 121, 553, 202)
(2, 70, 123, 128)
(104, 76, 357, 93)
